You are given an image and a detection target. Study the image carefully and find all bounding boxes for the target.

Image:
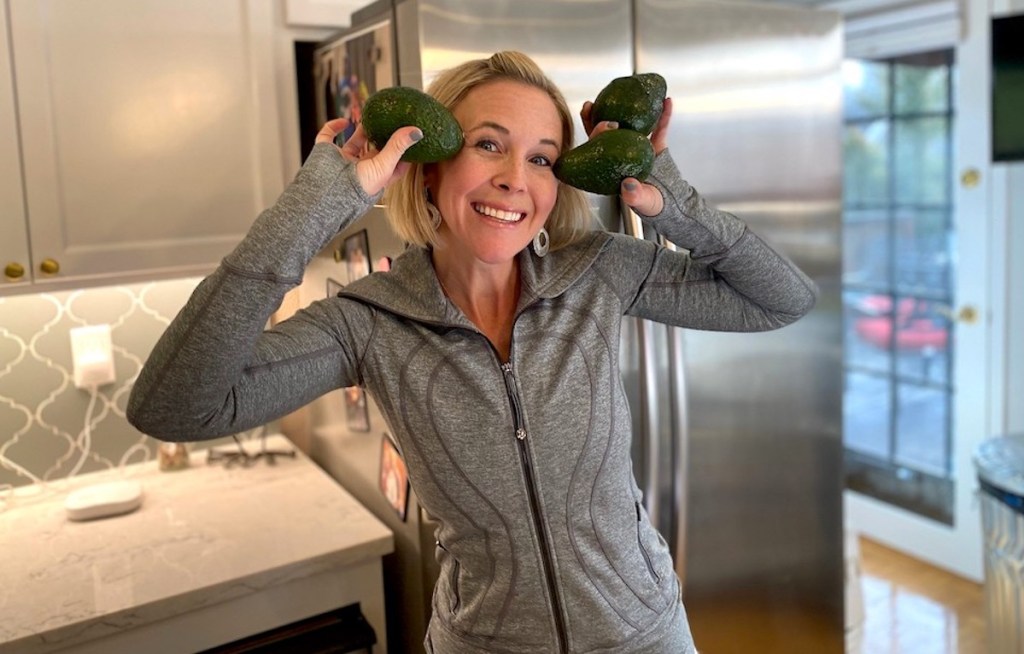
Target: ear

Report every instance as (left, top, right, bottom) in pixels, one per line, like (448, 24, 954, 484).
(422, 163, 438, 200)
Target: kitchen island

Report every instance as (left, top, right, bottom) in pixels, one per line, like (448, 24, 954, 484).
(0, 435, 392, 654)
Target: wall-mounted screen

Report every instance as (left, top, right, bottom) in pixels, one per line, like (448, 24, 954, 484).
(993, 14, 1024, 162)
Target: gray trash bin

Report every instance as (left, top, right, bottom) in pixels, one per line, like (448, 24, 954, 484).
(974, 434, 1024, 654)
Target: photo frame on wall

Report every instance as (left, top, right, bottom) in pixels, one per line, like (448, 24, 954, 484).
(379, 433, 410, 521)
(344, 386, 370, 432)
(343, 229, 371, 283)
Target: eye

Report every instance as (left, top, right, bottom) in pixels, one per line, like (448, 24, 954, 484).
(530, 154, 553, 167)
(474, 139, 499, 152)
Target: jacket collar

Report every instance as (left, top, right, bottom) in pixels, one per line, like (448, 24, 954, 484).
(338, 230, 610, 328)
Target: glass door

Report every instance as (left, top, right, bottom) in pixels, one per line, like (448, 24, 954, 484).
(841, 50, 957, 524)
(842, 24, 992, 580)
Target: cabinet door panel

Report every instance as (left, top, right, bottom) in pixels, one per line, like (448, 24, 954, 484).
(0, 2, 31, 290)
(9, 0, 284, 286)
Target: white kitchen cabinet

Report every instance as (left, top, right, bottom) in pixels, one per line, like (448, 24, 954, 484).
(0, 3, 30, 292)
(1, 0, 286, 292)
(285, 0, 368, 28)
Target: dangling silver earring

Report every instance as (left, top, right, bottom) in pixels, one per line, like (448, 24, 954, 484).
(533, 227, 549, 257)
(426, 202, 442, 229)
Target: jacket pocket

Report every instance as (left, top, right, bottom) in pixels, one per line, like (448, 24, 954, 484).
(635, 502, 661, 584)
(436, 540, 461, 614)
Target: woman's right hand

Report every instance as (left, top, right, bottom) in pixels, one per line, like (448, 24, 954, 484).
(315, 118, 423, 196)
(580, 98, 673, 217)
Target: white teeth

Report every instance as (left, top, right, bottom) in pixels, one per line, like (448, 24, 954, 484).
(473, 203, 525, 223)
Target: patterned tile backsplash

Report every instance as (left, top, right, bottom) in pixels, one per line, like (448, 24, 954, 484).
(0, 277, 213, 492)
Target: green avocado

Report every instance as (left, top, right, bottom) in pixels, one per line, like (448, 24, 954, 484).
(590, 72, 667, 136)
(553, 129, 655, 196)
(361, 86, 463, 163)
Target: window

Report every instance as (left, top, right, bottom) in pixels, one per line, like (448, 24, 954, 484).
(841, 50, 956, 524)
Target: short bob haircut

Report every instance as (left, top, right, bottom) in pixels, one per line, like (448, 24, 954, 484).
(382, 51, 593, 252)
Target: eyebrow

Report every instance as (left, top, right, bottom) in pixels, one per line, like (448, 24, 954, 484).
(467, 121, 559, 149)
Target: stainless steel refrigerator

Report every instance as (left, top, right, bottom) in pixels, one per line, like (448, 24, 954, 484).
(301, 2, 844, 652)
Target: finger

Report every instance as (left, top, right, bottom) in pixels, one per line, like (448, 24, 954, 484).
(355, 126, 423, 195)
(375, 125, 423, 170)
(620, 178, 664, 217)
(580, 101, 594, 136)
(650, 97, 673, 154)
(315, 118, 351, 145)
(340, 123, 371, 162)
(589, 120, 619, 139)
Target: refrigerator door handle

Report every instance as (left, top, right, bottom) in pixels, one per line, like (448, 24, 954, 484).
(666, 319, 689, 588)
(638, 317, 661, 528)
(621, 203, 662, 531)
(659, 238, 689, 588)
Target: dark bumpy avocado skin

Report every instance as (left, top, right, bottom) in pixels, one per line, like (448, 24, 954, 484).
(591, 72, 667, 136)
(361, 87, 463, 163)
(553, 129, 655, 196)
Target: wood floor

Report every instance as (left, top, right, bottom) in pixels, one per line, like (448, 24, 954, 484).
(850, 537, 986, 654)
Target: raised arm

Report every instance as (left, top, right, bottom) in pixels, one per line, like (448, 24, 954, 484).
(127, 121, 421, 441)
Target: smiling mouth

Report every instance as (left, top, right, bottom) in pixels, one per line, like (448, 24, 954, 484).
(473, 203, 526, 223)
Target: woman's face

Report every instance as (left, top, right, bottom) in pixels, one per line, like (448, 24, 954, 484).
(427, 80, 562, 267)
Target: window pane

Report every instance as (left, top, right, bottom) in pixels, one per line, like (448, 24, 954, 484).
(893, 117, 950, 205)
(843, 210, 890, 286)
(894, 60, 949, 114)
(895, 382, 949, 475)
(844, 371, 891, 460)
(843, 59, 890, 120)
(894, 208, 953, 296)
(844, 121, 889, 205)
(845, 290, 894, 373)
(896, 306, 951, 386)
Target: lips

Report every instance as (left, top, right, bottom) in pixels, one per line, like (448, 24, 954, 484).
(472, 203, 526, 223)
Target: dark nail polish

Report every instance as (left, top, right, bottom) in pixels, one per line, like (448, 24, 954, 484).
(411, 129, 424, 142)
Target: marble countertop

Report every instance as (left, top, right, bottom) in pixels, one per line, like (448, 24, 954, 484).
(0, 435, 393, 654)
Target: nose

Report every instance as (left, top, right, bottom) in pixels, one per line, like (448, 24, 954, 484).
(494, 157, 527, 192)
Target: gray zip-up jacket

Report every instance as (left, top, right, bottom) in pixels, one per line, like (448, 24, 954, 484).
(127, 142, 817, 654)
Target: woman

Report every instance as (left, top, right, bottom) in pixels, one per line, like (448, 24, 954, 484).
(128, 51, 816, 653)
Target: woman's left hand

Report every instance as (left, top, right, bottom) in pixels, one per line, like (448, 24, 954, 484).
(580, 97, 673, 217)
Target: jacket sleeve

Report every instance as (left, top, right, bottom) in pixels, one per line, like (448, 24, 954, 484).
(126, 143, 379, 442)
(610, 149, 818, 332)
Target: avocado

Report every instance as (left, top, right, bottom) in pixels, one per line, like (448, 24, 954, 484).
(553, 129, 655, 196)
(361, 86, 463, 163)
(590, 72, 667, 136)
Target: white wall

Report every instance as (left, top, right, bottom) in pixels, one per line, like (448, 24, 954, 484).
(992, 1, 1024, 435)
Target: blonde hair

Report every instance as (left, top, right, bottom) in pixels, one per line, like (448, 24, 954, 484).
(382, 51, 592, 251)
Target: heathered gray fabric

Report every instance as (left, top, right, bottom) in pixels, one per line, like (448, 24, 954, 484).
(128, 141, 816, 654)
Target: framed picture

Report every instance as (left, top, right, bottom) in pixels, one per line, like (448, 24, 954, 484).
(326, 277, 344, 298)
(379, 434, 410, 521)
(344, 386, 370, 432)
(344, 229, 371, 283)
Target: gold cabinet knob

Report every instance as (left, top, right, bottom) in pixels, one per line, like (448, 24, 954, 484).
(4, 262, 25, 280)
(956, 305, 978, 325)
(39, 258, 60, 276)
(938, 304, 979, 325)
(960, 168, 980, 188)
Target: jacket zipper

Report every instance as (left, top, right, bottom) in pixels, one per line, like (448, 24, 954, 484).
(500, 361, 569, 654)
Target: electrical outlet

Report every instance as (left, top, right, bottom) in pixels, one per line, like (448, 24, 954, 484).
(70, 324, 116, 389)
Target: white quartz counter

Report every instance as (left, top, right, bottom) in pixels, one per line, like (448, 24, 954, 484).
(0, 435, 393, 654)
